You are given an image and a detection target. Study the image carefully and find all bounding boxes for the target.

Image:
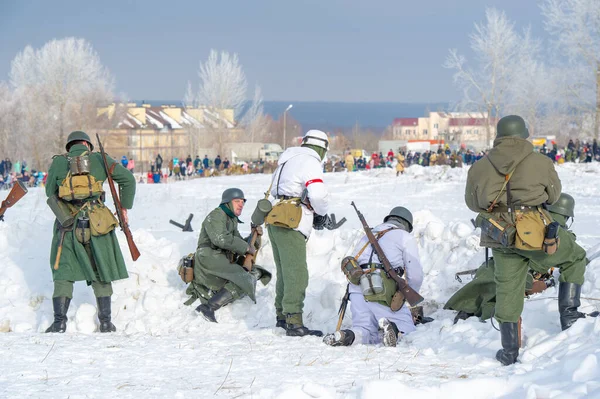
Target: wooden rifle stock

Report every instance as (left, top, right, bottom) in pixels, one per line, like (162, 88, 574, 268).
(96, 134, 140, 261)
(350, 201, 424, 307)
(242, 226, 259, 271)
(0, 180, 28, 221)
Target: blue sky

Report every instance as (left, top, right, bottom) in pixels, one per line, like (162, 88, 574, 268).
(0, 0, 547, 103)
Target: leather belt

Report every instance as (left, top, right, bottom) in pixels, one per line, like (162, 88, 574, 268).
(491, 205, 539, 213)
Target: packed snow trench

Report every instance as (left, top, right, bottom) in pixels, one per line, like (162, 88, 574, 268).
(1, 163, 600, 399)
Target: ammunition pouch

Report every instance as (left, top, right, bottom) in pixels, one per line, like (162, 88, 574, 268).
(178, 253, 195, 284)
(514, 207, 552, 251)
(88, 203, 119, 236)
(265, 198, 302, 229)
(58, 172, 104, 201)
(75, 217, 91, 244)
(475, 212, 516, 247)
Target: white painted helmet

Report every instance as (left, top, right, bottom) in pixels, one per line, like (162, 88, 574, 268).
(301, 130, 329, 150)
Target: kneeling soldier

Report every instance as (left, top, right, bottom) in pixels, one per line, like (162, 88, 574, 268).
(446, 193, 583, 323)
(324, 207, 424, 347)
(186, 188, 271, 322)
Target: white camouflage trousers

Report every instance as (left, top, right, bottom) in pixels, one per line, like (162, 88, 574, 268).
(349, 292, 416, 344)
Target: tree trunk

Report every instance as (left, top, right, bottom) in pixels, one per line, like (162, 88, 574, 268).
(596, 63, 600, 139)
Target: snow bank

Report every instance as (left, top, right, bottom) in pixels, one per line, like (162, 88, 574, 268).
(1, 164, 600, 398)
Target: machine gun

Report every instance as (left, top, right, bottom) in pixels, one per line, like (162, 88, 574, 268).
(351, 201, 424, 308)
(170, 213, 194, 232)
(0, 180, 28, 222)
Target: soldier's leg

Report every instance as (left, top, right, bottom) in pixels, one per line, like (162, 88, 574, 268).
(268, 225, 285, 325)
(492, 249, 529, 323)
(88, 244, 116, 333)
(493, 248, 528, 365)
(196, 282, 239, 323)
(349, 293, 379, 344)
(273, 228, 308, 315)
(523, 229, 587, 330)
(46, 281, 74, 333)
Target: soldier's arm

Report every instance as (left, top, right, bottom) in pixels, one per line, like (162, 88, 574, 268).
(45, 156, 65, 198)
(99, 154, 136, 209)
(545, 162, 562, 205)
(204, 210, 249, 255)
(402, 234, 424, 292)
(304, 160, 329, 215)
(464, 169, 481, 213)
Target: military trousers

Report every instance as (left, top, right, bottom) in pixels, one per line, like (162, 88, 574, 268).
(493, 228, 586, 323)
(52, 242, 113, 298)
(267, 225, 308, 315)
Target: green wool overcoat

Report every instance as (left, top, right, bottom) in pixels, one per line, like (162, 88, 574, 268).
(46, 144, 136, 282)
(465, 137, 562, 247)
(193, 206, 258, 301)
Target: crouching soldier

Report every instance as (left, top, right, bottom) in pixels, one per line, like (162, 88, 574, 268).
(324, 207, 424, 347)
(186, 188, 271, 323)
(446, 193, 587, 323)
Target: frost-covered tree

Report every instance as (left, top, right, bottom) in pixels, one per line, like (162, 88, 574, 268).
(241, 85, 269, 143)
(541, 0, 600, 138)
(185, 50, 253, 155)
(444, 8, 538, 144)
(9, 38, 114, 167)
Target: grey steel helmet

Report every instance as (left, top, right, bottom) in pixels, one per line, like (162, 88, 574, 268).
(66, 130, 94, 151)
(384, 206, 413, 232)
(496, 115, 529, 139)
(221, 188, 246, 204)
(547, 193, 575, 218)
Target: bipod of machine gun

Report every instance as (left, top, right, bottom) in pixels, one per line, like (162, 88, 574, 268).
(170, 213, 194, 232)
(327, 213, 347, 230)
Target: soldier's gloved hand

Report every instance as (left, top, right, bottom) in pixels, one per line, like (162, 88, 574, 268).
(255, 226, 263, 236)
(313, 214, 330, 230)
(246, 245, 257, 255)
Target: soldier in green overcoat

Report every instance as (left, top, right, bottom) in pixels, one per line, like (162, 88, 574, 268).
(45, 131, 136, 333)
(465, 116, 588, 366)
(187, 188, 271, 323)
(445, 194, 581, 322)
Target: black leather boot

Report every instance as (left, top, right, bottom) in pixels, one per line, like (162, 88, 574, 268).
(558, 282, 586, 331)
(195, 288, 235, 323)
(495, 322, 519, 365)
(285, 313, 323, 337)
(453, 311, 474, 325)
(323, 329, 355, 346)
(97, 297, 116, 333)
(45, 297, 71, 333)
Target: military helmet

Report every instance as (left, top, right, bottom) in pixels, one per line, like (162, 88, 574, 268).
(221, 188, 246, 204)
(301, 130, 329, 150)
(496, 115, 529, 139)
(547, 193, 575, 218)
(384, 206, 413, 232)
(66, 130, 94, 151)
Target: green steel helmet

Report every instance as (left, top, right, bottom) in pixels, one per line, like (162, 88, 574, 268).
(384, 206, 413, 232)
(496, 115, 529, 139)
(547, 193, 575, 218)
(66, 130, 94, 151)
(221, 188, 246, 204)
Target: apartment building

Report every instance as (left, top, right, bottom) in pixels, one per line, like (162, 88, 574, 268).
(392, 112, 496, 149)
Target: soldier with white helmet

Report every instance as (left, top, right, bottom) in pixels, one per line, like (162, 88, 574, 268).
(267, 129, 335, 336)
(324, 206, 424, 347)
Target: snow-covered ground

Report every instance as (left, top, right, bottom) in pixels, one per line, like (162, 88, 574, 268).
(1, 163, 600, 398)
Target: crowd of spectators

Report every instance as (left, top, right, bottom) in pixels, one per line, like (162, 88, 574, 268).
(0, 158, 46, 190)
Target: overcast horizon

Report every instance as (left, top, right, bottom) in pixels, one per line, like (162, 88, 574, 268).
(0, 0, 548, 103)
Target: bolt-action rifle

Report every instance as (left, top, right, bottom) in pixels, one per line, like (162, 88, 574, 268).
(96, 134, 140, 261)
(0, 180, 28, 222)
(351, 201, 424, 307)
